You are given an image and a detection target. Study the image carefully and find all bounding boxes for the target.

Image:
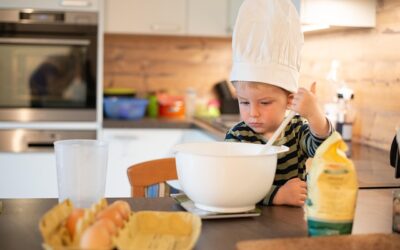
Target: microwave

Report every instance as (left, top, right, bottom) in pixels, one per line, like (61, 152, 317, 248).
(0, 9, 98, 122)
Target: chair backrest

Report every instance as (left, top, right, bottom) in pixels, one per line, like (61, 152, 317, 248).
(127, 157, 177, 197)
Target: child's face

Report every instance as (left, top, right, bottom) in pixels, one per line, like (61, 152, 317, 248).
(236, 82, 290, 138)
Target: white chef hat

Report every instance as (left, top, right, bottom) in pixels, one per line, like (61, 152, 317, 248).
(230, 0, 304, 93)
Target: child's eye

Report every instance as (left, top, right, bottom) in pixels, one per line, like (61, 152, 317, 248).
(261, 101, 271, 105)
(239, 101, 249, 105)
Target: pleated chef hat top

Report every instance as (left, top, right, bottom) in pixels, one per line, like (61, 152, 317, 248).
(230, 0, 304, 93)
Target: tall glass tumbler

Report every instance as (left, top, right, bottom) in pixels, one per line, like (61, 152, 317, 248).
(54, 139, 108, 208)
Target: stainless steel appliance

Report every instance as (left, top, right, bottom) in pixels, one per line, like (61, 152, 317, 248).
(0, 7, 100, 152)
(0, 129, 96, 152)
(0, 9, 98, 122)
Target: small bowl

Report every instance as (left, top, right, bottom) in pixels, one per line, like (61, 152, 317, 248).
(174, 142, 288, 213)
(104, 97, 148, 120)
(104, 88, 136, 98)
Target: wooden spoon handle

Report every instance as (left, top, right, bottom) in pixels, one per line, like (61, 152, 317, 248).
(265, 111, 296, 148)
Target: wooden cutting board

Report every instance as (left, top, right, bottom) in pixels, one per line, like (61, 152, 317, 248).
(236, 233, 400, 250)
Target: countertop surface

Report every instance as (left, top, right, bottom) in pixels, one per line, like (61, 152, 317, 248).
(0, 189, 396, 250)
(104, 116, 400, 189)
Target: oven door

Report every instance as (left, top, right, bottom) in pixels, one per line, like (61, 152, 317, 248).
(0, 12, 98, 122)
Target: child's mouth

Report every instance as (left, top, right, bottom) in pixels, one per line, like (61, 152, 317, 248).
(249, 122, 263, 128)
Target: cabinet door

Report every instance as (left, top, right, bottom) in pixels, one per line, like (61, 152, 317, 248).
(0, 153, 57, 198)
(188, 0, 244, 36)
(101, 128, 216, 197)
(181, 129, 216, 143)
(102, 129, 185, 197)
(105, 0, 187, 35)
(291, 0, 301, 13)
(226, 0, 245, 34)
(300, 0, 375, 28)
(0, 0, 99, 11)
(187, 0, 228, 37)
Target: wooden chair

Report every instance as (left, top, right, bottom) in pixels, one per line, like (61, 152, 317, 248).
(127, 157, 178, 197)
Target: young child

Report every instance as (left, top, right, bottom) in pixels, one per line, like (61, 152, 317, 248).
(225, 0, 333, 207)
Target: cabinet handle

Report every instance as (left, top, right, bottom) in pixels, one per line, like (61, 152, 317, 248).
(27, 142, 54, 151)
(150, 24, 181, 32)
(28, 143, 53, 147)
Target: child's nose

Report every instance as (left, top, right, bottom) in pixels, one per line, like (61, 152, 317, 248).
(249, 104, 259, 117)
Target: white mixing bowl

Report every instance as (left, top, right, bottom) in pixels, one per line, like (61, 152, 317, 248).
(173, 141, 288, 213)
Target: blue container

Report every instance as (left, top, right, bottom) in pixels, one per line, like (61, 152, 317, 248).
(104, 97, 149, 120)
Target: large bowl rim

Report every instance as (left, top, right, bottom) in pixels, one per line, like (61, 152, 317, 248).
(173, 141, 289, 157)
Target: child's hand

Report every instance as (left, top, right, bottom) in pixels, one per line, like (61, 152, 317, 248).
(288, 82, 329, 137)
(273, 178, 307, 207)
(288, 82, 321, 120)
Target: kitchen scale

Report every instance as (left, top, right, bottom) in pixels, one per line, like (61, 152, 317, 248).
(171, 193, 261, 219)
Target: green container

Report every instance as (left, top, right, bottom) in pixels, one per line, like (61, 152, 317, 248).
(147, 94, 158, 118)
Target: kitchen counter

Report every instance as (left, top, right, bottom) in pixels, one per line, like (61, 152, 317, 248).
(0, 189, 397, 250)
(103, 116, 400, 189)
(352, 141, 400, 188)
(104, 117, 194, 129)
(103, 116, 230, 141)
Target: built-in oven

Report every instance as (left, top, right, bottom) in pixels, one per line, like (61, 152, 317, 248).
(0, 9, 98, 122)
(0, 8, 100, 152)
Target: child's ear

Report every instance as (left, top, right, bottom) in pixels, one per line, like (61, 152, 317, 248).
(286, 93, 294, 108)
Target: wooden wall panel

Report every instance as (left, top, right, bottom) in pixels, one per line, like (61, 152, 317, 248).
(103, 0, 400, 150)
(299, 0, 400, 150)
(104, 34, 231, 97)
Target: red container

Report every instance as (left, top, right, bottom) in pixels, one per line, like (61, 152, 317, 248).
(158, 95, 185, 118)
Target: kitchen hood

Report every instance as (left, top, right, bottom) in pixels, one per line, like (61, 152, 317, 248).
(292, 0, 376, 33)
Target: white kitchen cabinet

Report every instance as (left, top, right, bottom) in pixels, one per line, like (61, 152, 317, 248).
(0, 0, 100, 12)
(188, 0, 376, 36)
(181, 129, 216, 143)
(187, 0, 228, 36)
(0, 128, 215, 199)
(187, 0, 244, 37)
(0, 152, 58, 198)
(291, 0, 301, 12)
(101, 128, 215, 197)
(188, 0, 243, 36)
(104, 0, 376, 36)
(296, 0, 376, 32)
(105, 0, 244, 37)
(104, 0, 187, 35)
(226, 0, 245, 34)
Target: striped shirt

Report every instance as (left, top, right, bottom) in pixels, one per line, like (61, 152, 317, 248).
(224, 115, 331, 205)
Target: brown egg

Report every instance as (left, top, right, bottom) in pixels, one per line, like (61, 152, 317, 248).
(80, 222, 111, 250)
(95, 218, 117, 236)
(66, 208, 85, 239)
(109, 200, 131, 220)
(96, 206, 124, 228)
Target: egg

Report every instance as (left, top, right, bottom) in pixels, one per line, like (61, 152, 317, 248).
(109, 200, 131, 220)
(96, 206, 124, 228)
(66, 208, 85, 239)
(95, 218, 117, 236)
(80, 222, 111, 250)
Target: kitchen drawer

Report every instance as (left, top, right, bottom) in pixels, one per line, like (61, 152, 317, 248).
(0, 152, 57, 198)
(101, 128, 215, 197)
